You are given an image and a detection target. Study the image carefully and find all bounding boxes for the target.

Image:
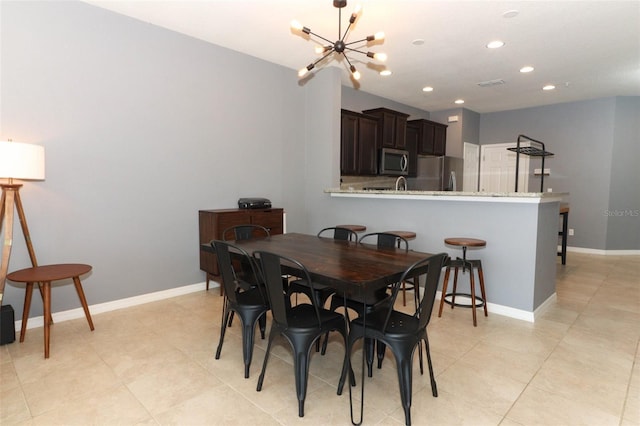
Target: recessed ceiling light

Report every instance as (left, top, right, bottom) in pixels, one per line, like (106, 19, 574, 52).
(486, 40, 505, 49)
(422, 86, 434, 92)
(454, 99, 465, 104)
(543, 85, 556, 91)
(412, 39, 425, 46)
(520, 66, 534, 73)
(503, 10, 519, 18)
(380, 70, 392, 76)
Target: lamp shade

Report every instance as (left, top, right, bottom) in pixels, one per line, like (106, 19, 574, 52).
(0, 141, 45, 180)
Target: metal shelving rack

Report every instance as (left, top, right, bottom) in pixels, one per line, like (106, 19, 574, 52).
(507, 134, 554, 192)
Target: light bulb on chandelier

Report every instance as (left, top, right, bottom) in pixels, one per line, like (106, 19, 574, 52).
(291, 1, 388, 80)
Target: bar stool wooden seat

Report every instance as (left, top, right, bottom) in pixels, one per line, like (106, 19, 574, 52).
(335, 224, 367, 233)
(438, 238, 488, 326)
(384, 231, 417, 306)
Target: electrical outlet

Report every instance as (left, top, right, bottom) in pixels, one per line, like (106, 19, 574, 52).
(547, 188, 553, 192)
(569, 229, 574, 236)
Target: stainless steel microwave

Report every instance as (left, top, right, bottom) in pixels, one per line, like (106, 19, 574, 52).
(379, 148, 409, 176)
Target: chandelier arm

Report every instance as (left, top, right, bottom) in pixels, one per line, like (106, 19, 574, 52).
(310, 49, 336, 68)
(344, 47, 368, 55)
(342, 53, 355, 69)
(344, 37, 371, 46)
(306, 32, 336, 46)
(340, 21, 354, 42)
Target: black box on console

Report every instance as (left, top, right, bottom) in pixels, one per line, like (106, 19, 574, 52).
(238, 198, 272, 209)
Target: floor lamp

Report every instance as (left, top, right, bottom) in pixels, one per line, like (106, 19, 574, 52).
(0, 140, 45, 303)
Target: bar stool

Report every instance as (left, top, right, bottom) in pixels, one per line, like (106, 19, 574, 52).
(384, 231, 417, 306)
(558, 204, 569, 265)
(336, 224, 366, 234)
(438, 237, 488, 326)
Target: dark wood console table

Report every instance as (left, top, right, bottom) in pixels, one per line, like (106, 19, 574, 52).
(198, 208, 283, 293)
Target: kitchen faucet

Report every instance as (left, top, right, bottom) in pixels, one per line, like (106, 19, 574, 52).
(395, 176, 407, 191)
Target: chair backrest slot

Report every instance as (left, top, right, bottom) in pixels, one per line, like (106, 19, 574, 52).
(254, 251, 322, 327)
(359, 232, 409, 251)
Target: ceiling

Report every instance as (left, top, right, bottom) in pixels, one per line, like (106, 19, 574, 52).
(85, 0, 639, 114)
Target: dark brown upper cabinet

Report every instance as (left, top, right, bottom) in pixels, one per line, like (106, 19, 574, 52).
(341, 109, 378, 176)
(406, 119, 448, 156)
(362, 108, 409, 150)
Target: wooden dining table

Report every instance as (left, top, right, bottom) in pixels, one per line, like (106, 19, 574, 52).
(224, 232, 434, 304)
(207, 232, 436, 425)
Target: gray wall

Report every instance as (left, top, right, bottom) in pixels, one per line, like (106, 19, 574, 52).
(479, 97, 639, 250)
(0, 1, 308, 317)
(608, 97, 640, 249)
(341, 86, 430, 120)
(430, 108, 481, 158)
(1, 1, 636, 322)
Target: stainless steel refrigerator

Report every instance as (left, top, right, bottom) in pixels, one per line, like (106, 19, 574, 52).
(408, 156, 464, 191)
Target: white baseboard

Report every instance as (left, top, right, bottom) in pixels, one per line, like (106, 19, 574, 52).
(14, 280, 220, 331)
(436, 291, 536, 323)
(435, 291, 559, 323)
(567, 246, 640, 255)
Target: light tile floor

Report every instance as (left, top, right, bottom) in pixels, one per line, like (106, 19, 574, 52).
(1, 253, 638, 425)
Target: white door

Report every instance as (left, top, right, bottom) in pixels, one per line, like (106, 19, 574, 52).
(479, 143, 529, 192)
(463, 142, 480, 191)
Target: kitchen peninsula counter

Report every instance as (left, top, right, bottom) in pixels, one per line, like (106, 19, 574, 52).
(326, 188, 567, 203)
(322, 188, 568, 322)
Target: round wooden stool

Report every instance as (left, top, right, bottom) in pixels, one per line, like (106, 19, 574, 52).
(7, 263, 94, 358)
(335, 224, 367, 233)
(384, 231, 417, 306)
(438, 238, 488, 326)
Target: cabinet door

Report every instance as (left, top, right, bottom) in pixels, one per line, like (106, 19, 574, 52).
(378, 111, 397, 148)
(433, 125, 446, 156)
(405, 124, 418, 177)
(418, 122, 435, 155)
(341, 111, 359, 175)
(357, 116, 378, 175)
(394, 115, 407, 149)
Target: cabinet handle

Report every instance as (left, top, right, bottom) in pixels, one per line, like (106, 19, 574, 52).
(401, 154, 408, 171)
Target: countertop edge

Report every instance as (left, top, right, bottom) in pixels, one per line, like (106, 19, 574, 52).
(325, 189, 568, 204)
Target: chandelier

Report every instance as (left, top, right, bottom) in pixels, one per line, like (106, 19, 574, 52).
(291, 0, 387, 80)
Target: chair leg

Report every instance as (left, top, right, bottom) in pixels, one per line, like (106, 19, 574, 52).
(395, 354, 414, 426)
(215, 307, 230, 359)
(338, 334, 352, 395)
(377, 340, 386, 369)
(293, 337, 316, 417)
(258, 312, 267, 339)
(438, 266, 451, 317)
(256, 330, 276, 391)
(477, 262, 488, 317)
(451, 267, 459, 308)
(424, 336, 438, 397)
(365, 338, 375, 377)
(470, 268, 477, 327)
(242, 316, 260, 379)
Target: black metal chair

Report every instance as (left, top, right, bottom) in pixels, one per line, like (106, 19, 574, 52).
(211, 240, 269, 379)
(218, 224, 271, 324)
(287, 227, 358, 353)
(326, 232, 411, 372)
(222, 224, 270, 242)
(317, 226, 359, 241)
(287, 227, 358, 308)
(254, 250, 350, 418)
(339, 252, 449, 426)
